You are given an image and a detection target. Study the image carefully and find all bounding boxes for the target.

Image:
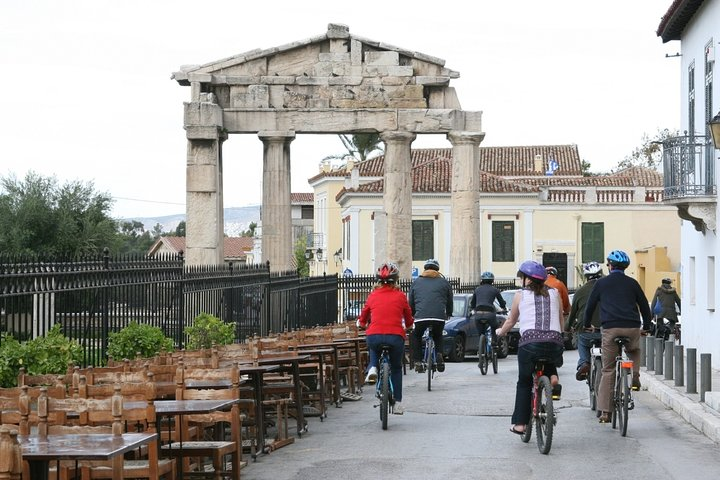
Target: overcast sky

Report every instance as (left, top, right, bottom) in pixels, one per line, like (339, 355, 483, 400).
(0, 0, 680, 219)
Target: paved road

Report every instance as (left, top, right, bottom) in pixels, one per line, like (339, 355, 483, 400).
(242, 350, 720, 480)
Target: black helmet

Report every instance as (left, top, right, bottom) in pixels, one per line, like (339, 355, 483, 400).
(424, 259, 440, 271)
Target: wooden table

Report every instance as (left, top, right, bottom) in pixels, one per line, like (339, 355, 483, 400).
(291, 344, 342, 407)
(333, 337, 366, 392)
(287, 347, 333, 418)
(253, 354, 310, 437)
(19, 432, 157, 480)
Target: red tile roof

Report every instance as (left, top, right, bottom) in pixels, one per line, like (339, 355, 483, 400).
(291, 192, 314, 203)
(148, 236, 254, 258)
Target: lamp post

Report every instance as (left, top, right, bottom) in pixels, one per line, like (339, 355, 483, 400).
(710, 111, 720, 149)
(333, 248, 343, 267)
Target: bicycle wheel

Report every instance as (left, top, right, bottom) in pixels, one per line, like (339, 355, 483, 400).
(427, 344, 433, 392)
(521, 419, 532, 443)
(479, 335, 488, 375)
(536, 375, 554, 454)
(611, 365, 621, 430)
(590, 357, 602, 412)
(380, 360, 390, 430)
(491, 341, 498, 374)
(620, 368, 630, 437)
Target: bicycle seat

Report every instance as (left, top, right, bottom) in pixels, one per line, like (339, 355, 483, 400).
(378, 343, 393, 351)
(614, 336, 631, 345)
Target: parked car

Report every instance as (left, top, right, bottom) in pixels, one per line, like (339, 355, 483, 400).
(442, 294, 511, 362)
(500, 289, 577, 350)
(343, 300, 364, 321)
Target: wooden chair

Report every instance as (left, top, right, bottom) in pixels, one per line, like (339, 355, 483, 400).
(0, 428, 23, 480)
(17, 368, 71, 391)
(77, 381, 175, 480)
(168, 364, 244, 480)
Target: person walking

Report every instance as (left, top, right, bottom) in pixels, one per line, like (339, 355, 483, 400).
(565, 261, 603, 381)
(470, 271, 507, 352)
(584, 250, 651, 424)
(408, 259, 453, 373)
(496, 260, 564, 435)
(650, 278, 681, 338)
(545, 266, 570, 316)
(357, 262, 414, 415)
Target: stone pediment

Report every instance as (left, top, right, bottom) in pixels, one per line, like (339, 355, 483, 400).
(172, 23, 467, 115)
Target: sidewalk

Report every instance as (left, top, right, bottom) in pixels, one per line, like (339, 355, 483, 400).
(640, 348, 720, 444)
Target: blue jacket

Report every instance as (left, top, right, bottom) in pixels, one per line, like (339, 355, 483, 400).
(583, 270, 652, 330)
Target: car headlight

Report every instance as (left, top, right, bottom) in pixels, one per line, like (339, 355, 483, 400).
(442, 329, 448, 336)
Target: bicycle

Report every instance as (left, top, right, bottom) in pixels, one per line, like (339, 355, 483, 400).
(520, 359, 555, 454)
(477, 320, 498, 375)
(419, 329, 437, 391)
(588, 338, 602, 413)
(610, 336, 635, 436)
(375, 343, 396, 430)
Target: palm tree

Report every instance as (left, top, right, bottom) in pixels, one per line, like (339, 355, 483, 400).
(324, 133, 384, 164)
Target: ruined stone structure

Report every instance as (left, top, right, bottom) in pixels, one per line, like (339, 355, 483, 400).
(173, 24, 484, 281)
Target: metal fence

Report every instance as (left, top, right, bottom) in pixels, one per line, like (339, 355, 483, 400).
(0, 251, 338, 367)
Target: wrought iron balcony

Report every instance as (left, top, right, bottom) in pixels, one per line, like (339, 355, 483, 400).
(661, 135, 717, 232)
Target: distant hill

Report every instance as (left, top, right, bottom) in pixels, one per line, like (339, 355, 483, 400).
(126, 205, 261, 236)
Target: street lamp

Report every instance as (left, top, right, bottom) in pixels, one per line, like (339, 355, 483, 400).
(316, 248, 324, 261)
(333, 248, 343, 266)
(304, 248, 313, 260)
(710, 111, 720, 149)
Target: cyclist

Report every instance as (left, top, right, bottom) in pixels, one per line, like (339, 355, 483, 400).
(470, 271, 507, 350)
(544, 266, 570, 316)
(357, 262, 414, 415)
(496, 260, 564, 435)
(408, 259, 453, 373)
(583, 250, 651, 424)
(565, 261, 603, 381)
(650, 278, 681, 339)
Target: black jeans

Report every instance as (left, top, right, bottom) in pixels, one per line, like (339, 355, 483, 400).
(412, 320, 445, 362)
(474, 312, 498, 346)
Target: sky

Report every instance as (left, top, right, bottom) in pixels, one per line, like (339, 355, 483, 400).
(0, 1, 681, 220)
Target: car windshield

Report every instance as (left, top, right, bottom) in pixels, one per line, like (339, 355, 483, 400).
(452, 297, 467, 317)
(501, 290, 518, 307)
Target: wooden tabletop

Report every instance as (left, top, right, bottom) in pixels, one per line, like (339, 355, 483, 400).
(19, 432, 157, 461)
(254, 354, 311, 364)
(150, 398, 239, 415)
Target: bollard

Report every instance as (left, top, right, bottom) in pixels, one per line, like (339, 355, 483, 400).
(655, 338, 664, 375)
(700, 353, 712, 402)
(664, 340, 674, 380)
(674, 344, 684, 387)
(647, 336, 655, 371)
(687, 348, 697, 394)
(640, 336, 646, 367)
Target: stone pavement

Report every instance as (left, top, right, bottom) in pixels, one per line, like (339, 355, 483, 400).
(639, 348, 720, 444)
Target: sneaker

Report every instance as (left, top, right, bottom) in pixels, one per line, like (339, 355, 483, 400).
(598, 411, 610, 423)
(393, 402, 404, 415)
(365, 366, 378, 384)
(632, 373, 641, 391)
(575, 363, 590, 381)
(414, 362, 425, 373)
(436, 355, 445, 372)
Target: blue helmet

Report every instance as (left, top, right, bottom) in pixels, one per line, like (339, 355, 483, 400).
(607, 250, 630, 269)
(517, 260, 547, 281)
(480, 271, 495, 280)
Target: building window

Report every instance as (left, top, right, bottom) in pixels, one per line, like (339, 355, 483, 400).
(412, 220, 434, 261)
(689, 256, 696, 306)
(491, 221, 514, 262)
(581, 222, 604, 263)
(708, 256, 715, 311)
(300, 205, 313, 220)
(689, 61, 695, 141)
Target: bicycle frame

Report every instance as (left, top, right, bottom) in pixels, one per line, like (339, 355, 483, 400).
(375, 346, 395, 430)
(422, 330, 436, 391)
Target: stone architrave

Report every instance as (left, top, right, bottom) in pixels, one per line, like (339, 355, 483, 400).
(449, 131, 485, 283)
(259, 131, 295, 271)
(174, 24, 483, 276)
(381, 131, 416, 278)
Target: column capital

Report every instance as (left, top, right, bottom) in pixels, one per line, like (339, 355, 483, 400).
(258, 131, 296, 143)
(447, 131, 485, 146)
(380, 130, 416, 144)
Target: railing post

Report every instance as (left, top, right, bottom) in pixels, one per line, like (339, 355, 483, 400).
(674, 344, 684, 387)
(664, 340, 674, 380)
(701, 353, 712, 402)
(655, 338, 664, 375)
(687, 348, 697, 394)
(639, 335, 646, 367)
(647, 336, 655, 371)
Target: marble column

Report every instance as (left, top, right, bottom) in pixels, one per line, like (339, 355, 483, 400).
(380, 131, 416, 279)
(185, 125, 226, 266)
(448, 131, 485, 283)
(259, 131, 295, 272)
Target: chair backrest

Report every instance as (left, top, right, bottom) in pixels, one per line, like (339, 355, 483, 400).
(0, 385, 66, 434)
(17, 367, 71, 391)
(214, 343, 254, 368)
(38, 386, 122, 436)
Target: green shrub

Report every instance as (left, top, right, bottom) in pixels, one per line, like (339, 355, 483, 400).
(0, 324, 83, 388)
(184, 312, 235, 350)
(107, 321, 174, 361)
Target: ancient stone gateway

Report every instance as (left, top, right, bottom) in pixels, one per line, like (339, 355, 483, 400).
(172, 23, 484, 282)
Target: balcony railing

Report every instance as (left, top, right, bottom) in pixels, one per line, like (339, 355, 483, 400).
(541, 187, 664, 204)
(662, 135, 717, 200)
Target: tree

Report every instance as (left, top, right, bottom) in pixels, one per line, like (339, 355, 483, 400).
(0, 171, 118, 256)
(174, 221, 186, 237)
(241, 221, 257, 237)
(116, 220, 155, 255)
(323, 133, 384, 165)
(614, 128, 679, 172)
(294, 235, 309, 277)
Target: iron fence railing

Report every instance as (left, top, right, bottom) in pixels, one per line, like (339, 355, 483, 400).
(0, 251, 339, 367)
(662, 135, 717, 200)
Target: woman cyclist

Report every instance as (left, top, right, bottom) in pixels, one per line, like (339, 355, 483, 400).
(496, 260, 564, 435)
(470, 271, 507, 349)
(357, 262, 414, 415)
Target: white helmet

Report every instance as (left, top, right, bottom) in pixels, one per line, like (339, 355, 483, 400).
(582, 261, 602, 277)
